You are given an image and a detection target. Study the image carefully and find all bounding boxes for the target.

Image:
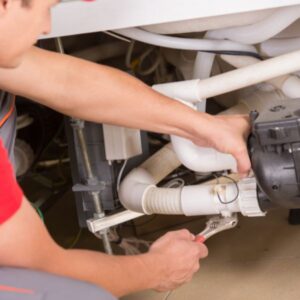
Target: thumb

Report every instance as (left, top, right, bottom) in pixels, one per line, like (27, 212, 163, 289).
(234, 147, 251, 177)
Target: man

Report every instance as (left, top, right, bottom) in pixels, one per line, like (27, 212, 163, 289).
(0, 0, 251, 298)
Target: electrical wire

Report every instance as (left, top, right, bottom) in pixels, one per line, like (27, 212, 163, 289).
(120, 33, 259, 58)
(138, 47, 162, 76)
(104, 31, 131, 43)
(117, 159, 128, 193)
(125, 41, 136, 69)
(36, 207, 44, 223)
(163, 178, 185, 188)
(31, 202, 45, 223)
(203, 50, 261, 59)
(68, 228, 83, 249)
(126, 41, 163, 76)
(213, 173, 240, 205)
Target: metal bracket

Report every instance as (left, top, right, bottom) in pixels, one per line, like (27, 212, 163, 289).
(87, 210, 144, 233)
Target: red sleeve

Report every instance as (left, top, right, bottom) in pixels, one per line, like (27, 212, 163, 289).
(0, 139, 23, 224)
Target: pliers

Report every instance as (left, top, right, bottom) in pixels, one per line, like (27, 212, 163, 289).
(195, 213, 238, 243)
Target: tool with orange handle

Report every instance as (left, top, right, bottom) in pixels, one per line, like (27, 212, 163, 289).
(195, 213, 238, 243)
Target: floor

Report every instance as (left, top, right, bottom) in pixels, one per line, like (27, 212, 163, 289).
(43, 191, 300, 300)
(122, 209, 300, 300)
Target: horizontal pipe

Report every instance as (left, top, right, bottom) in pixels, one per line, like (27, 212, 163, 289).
(221, 54, 300, 98)
(209, 5, 300, 44)
(220, 54, 289, 89)
(153, 49, 300, 102)
(113, 27, 255, 53)
(260, 37, 300, 57)
(119, 144, 264, 217)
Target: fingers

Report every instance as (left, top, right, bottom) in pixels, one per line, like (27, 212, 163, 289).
(234, 146, 251, 177)
(167, 229, 195, 241)
(149, 229, 209, 292)
(196, 242, 209, 259)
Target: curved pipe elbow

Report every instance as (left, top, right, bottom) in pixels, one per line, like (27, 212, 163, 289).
(119, 168, 183, 215)
(119, 168, 155, 213)
(171, 135, 237, 173)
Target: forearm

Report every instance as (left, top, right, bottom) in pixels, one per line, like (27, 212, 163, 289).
(47, 248, 156, 297)
(0, 46, 213, 141)
(0, 199, 158, 297)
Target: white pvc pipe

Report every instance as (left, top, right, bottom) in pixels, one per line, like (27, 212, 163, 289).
(221, 54, 300, 98)
(192, 50, 214, 111)
(142, 9, 275, 35)
(171, 135, 237, 173)
(193, 26, 259, 80)
(181, 182, 241, 216)
(260, 37, 300, 57)
(220, 55, 288, 89)
(282, 76, 300, 98)
(119, 143, 182, 213)
(209, 5, 300, 44)
(119, 167, 156, 213)
(193, 51, 215, 80)
(153, 50, 300, 103)
(154, 79, 200, 102)
(113, 27, 256, 52)
(119, 144, 264, 218)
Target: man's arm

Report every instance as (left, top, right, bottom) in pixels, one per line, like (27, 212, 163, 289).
(0, 136, 206, 297)
(0, 197, 207, 297)
(0, 46, 250, 175)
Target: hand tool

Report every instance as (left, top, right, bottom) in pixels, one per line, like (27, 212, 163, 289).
(195, 213, 238, 243)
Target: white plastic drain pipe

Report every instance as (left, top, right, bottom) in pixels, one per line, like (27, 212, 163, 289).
(209, 5, 300, 45)
(171, 135, 237, 173)
(187, 5, 300, 103)
(119, 90, 285, 218)
(153, 50, 300, 177)
(260, 37, 300, 57)
(113, 27, 256, 53)
(119, 144, 264, 218)
(153, 49, 300, 103)
(221, 54, 300, 98)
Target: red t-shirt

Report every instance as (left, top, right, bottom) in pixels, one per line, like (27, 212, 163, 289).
(0, 139, 23, 224)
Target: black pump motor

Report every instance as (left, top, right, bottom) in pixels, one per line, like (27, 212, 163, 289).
(249, 100, 300, 211)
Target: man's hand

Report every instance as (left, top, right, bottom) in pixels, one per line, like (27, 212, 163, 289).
(145, 229, 208, 292)
(193, 114, 251, 177)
